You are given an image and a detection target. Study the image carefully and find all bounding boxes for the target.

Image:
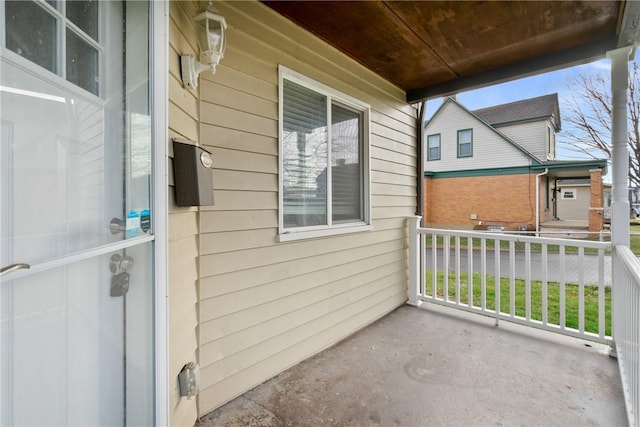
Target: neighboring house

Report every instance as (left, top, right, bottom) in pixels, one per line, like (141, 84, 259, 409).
(424, 96, 608, 232)
(557, 179, 612, 222)
(1, 2, 635, 427)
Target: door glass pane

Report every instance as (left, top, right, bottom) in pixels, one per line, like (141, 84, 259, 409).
(66, 0, 98, 39)
(5, 1, 57, 73)
(1, 242, 154, 426)
(66, 29, 99, 95)
(282, 80, 328, 228)
(0, 1, 150, 266)
(123, 1, 152, 225)
(1, 65, 107, 266)
(331, 104, 363, 223)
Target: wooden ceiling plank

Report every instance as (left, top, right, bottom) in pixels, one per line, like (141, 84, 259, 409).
(262, 1, 624, 101)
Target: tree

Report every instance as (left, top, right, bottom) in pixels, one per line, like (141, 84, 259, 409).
(559, 58, 640, 187)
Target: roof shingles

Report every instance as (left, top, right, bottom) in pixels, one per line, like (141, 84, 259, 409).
(472, 93, 561, 130)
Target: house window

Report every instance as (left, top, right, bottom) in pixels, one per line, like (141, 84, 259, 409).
(427, 134, 441, 161)
(4, 1, 101, 96)
(457, 129, 473, 157)
(279, 66, 371, 241)
(562, 189, 576, 200)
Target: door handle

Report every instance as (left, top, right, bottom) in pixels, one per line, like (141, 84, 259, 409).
(0, 263, 30, 277)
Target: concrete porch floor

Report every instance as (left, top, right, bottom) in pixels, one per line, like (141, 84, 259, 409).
(196, 304, 626, 426)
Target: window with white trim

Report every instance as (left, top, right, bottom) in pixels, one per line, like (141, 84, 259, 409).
(3, 1, 101, 96)
(279, 66, 371, 240)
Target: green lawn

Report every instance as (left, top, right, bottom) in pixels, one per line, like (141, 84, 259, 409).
(425, 270, 611, 336)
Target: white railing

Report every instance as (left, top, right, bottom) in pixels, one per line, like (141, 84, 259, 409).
(613, 245, 640, 426)
(408, 217, 612, 344)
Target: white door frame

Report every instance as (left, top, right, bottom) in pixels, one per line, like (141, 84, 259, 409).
(151, 1, 169, 425)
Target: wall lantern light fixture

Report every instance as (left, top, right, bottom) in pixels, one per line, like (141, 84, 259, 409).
(181, 1, 227, 90)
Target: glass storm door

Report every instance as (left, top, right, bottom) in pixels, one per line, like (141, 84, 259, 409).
(0, 1, 156, 425)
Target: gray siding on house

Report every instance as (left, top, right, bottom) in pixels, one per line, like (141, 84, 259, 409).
(169, 0, 418, 417)
(496, 119, 552, 162)
(424, 101, 531, 171)
(557, 186, 591, 221)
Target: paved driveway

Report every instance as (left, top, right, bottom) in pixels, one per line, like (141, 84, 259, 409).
(425, 248, 612, 285)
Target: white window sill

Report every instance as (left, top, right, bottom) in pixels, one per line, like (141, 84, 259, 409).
(278, 224, 373, 242)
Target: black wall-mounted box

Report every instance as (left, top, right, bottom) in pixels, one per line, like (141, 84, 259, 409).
(172, 139, 215, 207)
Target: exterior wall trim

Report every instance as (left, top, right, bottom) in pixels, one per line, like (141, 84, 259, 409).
(425, 165, 535, 178)
(531, 163, 607, 174)
(426, 160, 607, 179)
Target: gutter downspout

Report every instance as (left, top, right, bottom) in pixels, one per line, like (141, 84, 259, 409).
(416, 101, 426, 222)
(535, 168, 548, 237)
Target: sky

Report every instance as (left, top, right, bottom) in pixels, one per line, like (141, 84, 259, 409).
(423, 49, 640, 166)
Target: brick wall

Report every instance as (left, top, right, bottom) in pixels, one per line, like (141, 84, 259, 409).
(589, 168, 604, 231)
(424, 173, 552, 229)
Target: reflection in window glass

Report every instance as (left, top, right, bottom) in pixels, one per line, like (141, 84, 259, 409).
(332, 104, 362, 223)
(66, 29, 99, 95)
(282, 80, 328, 228)
(5, 1, 57, 73)
(67, 1, 98, 39)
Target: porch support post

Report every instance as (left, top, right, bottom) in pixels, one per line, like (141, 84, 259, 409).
(588, 168, 604, 232)
(407, 216, 423, 307)
(608, 46, 633, 358)
(609, 46, 632, 247)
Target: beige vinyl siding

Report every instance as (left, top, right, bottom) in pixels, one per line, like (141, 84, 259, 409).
(425, 101, 530, 171)
(168, 2, 199, 426)
(495, 119, 549, 162)
(195, 0, 416, 415)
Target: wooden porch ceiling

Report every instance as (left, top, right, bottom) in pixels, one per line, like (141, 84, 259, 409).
(262, 1, 640, 103)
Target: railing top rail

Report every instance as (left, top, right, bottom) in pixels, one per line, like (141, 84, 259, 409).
(419, 227, 611, 250)
(614, 244, 640, 285)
